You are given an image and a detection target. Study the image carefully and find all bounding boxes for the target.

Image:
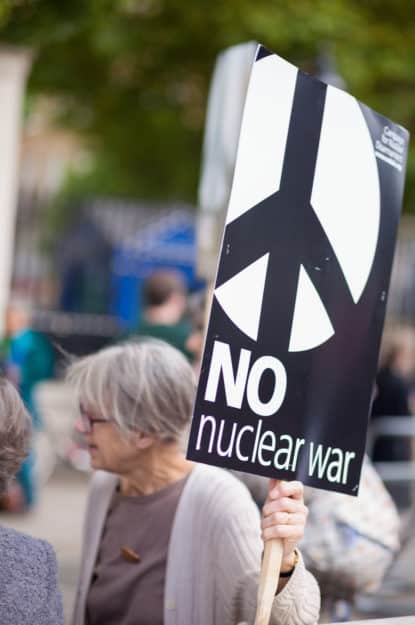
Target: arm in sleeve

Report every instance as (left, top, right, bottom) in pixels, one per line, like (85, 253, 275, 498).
(214, 486, 320, 625)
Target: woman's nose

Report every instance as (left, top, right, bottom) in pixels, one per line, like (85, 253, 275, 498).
(74, 417, 89, 434)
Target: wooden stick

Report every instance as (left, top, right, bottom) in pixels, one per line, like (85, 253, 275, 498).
(254, 538, 284, 625)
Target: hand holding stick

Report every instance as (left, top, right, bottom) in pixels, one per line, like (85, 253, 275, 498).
(255, 480, 307, 625)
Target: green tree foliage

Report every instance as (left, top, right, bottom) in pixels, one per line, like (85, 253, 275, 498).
(1, 0, 414, 207)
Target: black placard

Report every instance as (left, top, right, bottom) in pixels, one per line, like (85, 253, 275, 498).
(187, 46, 409, 495)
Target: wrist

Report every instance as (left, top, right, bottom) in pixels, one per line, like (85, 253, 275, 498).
(280, 550, 299, 576)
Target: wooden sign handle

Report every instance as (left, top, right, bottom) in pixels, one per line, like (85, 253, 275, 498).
(254, 538, 284, 625)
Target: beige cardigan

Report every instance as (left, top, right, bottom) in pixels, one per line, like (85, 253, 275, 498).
(71, 464, 320, 625)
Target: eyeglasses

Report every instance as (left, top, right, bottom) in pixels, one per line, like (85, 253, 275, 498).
(78, 404, 110, 433)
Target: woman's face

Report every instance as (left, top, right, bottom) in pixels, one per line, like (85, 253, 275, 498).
(76, 406, 140, 474)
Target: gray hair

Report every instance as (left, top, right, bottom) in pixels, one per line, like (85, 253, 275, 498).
(66, 339, 196, 443)
(0, 378, 32, 494)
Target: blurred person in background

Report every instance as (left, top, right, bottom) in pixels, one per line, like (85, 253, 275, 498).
(0, 377, 63, 624)
(185, 290, 207, 374)
(301, 456, 400, 620)
(372, 327, 415, 550)
(0, 298, 55, 510)
(371, 326, 415, 463)
(130, 269, 193, 359)
(67, 339, 320, 625)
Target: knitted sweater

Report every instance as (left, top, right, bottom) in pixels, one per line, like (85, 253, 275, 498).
(0, 525, 64, 625)
(72, 464, 320, 625)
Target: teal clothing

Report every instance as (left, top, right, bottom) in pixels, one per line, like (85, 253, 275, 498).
(130, 318, 193, 360)
(16, 450, 36, 507)
(7, 329, 54, 507)
(0, 336, 11, 368)
(9, 329, 54, 428)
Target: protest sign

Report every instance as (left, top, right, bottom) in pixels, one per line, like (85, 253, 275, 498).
(187, 45, 409, 497)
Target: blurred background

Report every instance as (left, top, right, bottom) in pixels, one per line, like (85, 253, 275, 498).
(0, 1, 415, 622)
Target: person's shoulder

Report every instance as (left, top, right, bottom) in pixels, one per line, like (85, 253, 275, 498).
(0, 525, 57, 576)
(378, 366, 409, 395)
(189, 463, 246, 488)
(178, 466, 261, 553)
(186, 465, 257, 514)
(0, 526, 63, 624)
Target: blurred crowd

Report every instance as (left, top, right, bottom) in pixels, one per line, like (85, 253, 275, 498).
(1, 269, 415, 624)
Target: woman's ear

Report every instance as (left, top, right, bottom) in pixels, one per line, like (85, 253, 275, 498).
(135, 432, 154, 451)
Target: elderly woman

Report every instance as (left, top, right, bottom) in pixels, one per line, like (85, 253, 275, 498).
(69, 339, 320, 625)
(0, 377, 63, 625)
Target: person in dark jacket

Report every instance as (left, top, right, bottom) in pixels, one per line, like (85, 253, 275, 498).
(0, 377, 64, 625)
(371, 327, 415, 462)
